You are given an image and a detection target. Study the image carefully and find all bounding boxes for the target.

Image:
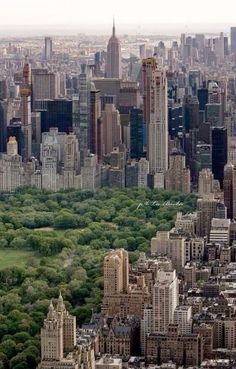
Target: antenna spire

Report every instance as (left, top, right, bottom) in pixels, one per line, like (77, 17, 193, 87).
(112, 17, 115, 37)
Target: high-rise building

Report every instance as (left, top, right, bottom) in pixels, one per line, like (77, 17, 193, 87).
(223, 163, 236, 219)
(44, 37, 53, 61)
(142, 57, 168, 182)
(138, 158, 149, 188)
(62, 133, 81, 189)
(206, 103, 223, 127)
(38, 294, 77, 368)
(101, 104, 121, 155)
(196, 143, 212, 173)
(106, 20, 121, 79)
(211, 127, 227, 188)
(198, 168, 214, 197)
(0, 80, 7, 100)
(20, 59, 32, 161)
(41, 129, 62, 191)
(173, 306, 192, 335)
(228, 136, 236, 166)
(165, 150, 190, 193)
(130, 107, 144, 159)
(81, 153, 98, 191)
(32, 69, 59, 106)
(196, 197, 225, 238)
(146, 325, 203, 367)
(35, 99, 73, 134)
(78, 64, 91, 163)
(152, 269, 179, 333)
(90, 87, 102, 160)
(140, 306, 153, 355)
(0, 100, 9, 153)
(197, 87, 208, 111)
(0, 136, 24, 192)
(231, 27, 236, 54)
(209, 218, 230, 245)
(103, 249, 129, 297)
(183, 95, 199, 132)
(125, 161, 138, 187)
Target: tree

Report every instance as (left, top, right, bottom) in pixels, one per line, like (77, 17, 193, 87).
(0, 339, 16, 358)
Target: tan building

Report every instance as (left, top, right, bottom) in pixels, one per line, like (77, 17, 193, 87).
(146, 324, 203, 366)
(224, 319, 236, 350)
(193, 323, 213, 360)
(103, 249, 129, 296)
(32, 69, 59, 103)
(151, 231, 169, 255)
(102, 249, 150, 319)
(38, 296, 96, 369)
(184, 263, 197, 290)
(223, 162, 236, 219)
(196, 197, 223, 239)
(168, 231, 186, 273)
(165, 150, 190, 193)
(198, 168, 214, 198)
(0, 137, 24, 192)
(101, 104, 121, 155)
(175, 211, 197, 235)
(99, 316, 139, 357)
(41, 294, 76, 360)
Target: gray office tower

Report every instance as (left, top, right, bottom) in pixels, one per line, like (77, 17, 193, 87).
(231, 27, 236, 54)
(78, 64, 91, 164)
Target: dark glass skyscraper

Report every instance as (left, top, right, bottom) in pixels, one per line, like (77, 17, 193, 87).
(197, 88, 208, 111)
(35, 99, 73, 133)
(130, 107, 144, 159)
(212, 127, 227, 188)
(183, 95, 199, 132)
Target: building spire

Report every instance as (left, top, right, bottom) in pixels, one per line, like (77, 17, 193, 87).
(112, 17, 115, 37)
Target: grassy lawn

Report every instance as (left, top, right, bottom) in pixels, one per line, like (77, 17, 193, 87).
(34, 227, 66, 236)
(0, 249, 37, 270)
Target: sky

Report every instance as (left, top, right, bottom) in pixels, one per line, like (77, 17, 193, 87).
(0, 0, 236, 35)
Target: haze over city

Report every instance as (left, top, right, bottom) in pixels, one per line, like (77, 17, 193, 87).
(0, 0, 236, 35)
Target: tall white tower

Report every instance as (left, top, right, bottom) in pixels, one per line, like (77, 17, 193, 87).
(152, 269, 179, 333)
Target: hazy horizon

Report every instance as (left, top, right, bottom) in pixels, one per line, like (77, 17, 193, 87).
(0, 23, 233, 38)
(0, 0, 235, 37)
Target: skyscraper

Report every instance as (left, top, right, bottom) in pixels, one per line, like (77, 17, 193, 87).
(130, 107, 144, 159)
(223, 163, 236, 220)
(165, 150, 190, 193)
(90, 87, 102, 159)
(44, 37, 53, 61)
(106, 19, 121, 79)
(20, 58, 32, 161)
(211, 127, 227, 188)
(39, 294, 76, 367)
(32, 69, 59, 107)
(35, 99, 73, 134)
(101, 104, 121, 155)
(198, 168, 214, 197)
(142, 57, 168, 183)
(230, 27, 236, 54)
(103, 249, 129, 297)
(152, 269, 179, 333)
(78, 64, 91, 163)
